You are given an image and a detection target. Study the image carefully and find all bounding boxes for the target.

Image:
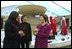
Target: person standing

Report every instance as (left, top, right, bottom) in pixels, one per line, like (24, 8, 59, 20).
(49, 16, 57, 35)
(3, 11, 24, 48)
(61, 16, 67, 35)
(34, 14, 51, 48)
(20, 15, 32, 48)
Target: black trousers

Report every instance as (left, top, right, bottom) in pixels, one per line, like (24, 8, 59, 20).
(21, 41, 29, 48)
(20, 37, 30, 48)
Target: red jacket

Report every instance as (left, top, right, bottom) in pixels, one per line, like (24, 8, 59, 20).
(50, 16, 56, 34)
(61, 19, 67, 35)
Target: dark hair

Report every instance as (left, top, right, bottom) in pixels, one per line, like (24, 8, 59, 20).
(8, 11, 19, 23)
(50, 16, 52, 20)
(40, 14, 48, 22)
(21, 15, 27, 22)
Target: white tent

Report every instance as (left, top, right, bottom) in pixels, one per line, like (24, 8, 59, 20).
(1, 1, 71, 17)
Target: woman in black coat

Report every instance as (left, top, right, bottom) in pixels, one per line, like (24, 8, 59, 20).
(20, 15, 32, 48)
(3, 11, 24, 48)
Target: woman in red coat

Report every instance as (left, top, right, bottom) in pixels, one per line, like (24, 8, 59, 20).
(48, 16, 55, 40)
(52, 17, 57, 35)
(61, 16, 67, 35)
(49, 16, 57, 35)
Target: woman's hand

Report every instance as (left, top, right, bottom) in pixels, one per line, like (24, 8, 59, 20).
(34, 28, 38, 36)
(18, 30, 25, 36)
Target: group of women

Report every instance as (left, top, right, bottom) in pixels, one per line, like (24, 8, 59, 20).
(3, 11, 67, 48)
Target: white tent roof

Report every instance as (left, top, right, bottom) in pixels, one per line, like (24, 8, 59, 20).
(1, 1, 71, 16)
